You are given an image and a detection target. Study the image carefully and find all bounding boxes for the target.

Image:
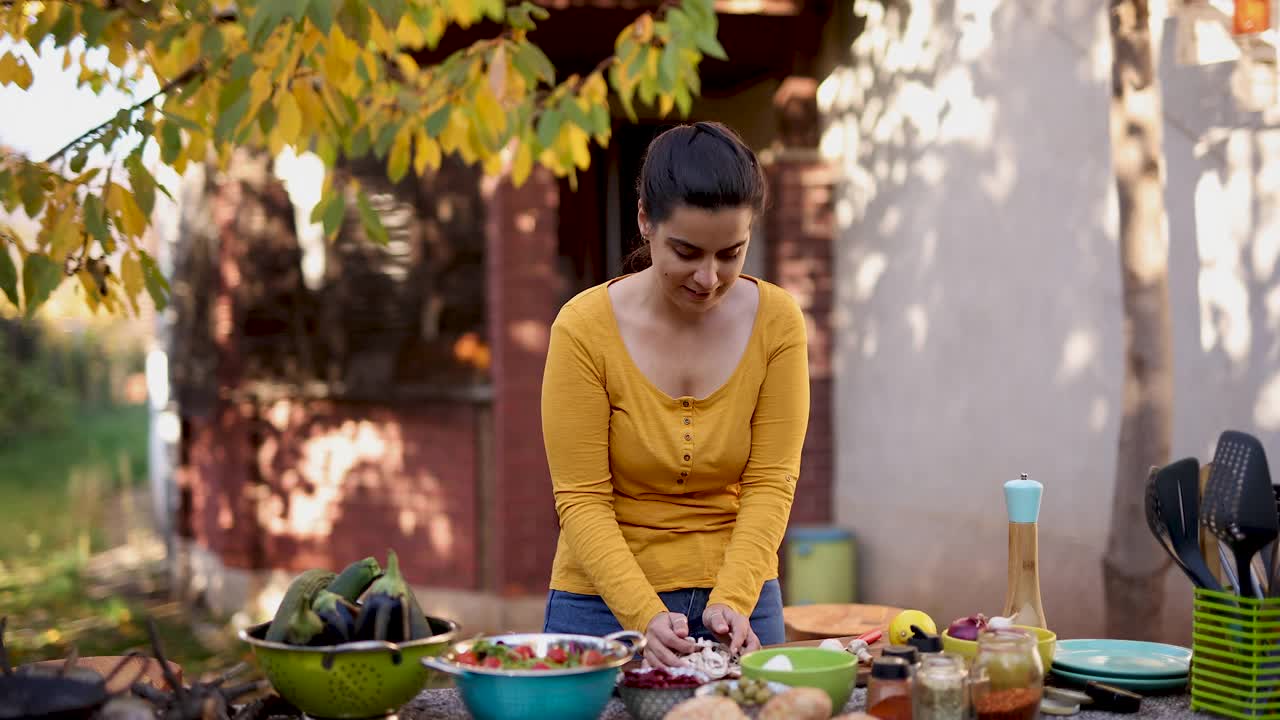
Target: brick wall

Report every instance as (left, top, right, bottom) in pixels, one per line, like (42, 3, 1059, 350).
(484, 167, 565, 595)
(766, 88, 837, 526)
(180, 398, 481, 588)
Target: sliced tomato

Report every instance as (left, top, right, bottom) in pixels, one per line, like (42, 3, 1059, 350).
(483, 656, 502, 669)
(514, 645, 536, 659)
(581, 649, 605, 666)
(545, 646, 568, 664)
(455, 651, 479, 666)
(532, 662, 551, 670)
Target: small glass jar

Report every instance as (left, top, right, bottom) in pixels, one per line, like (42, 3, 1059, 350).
(969, 628, 1044, 720)
(912, 653, 969, 720)
(867, 656, 913, 720)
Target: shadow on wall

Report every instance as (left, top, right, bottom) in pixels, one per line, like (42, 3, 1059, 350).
(816, 0, 1276, 642)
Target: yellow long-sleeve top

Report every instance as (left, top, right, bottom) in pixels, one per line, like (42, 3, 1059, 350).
(541, 275, 810, 633)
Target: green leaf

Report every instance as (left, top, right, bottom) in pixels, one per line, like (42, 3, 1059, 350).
(696, 31, 728, 61)
(590, 104, 611, 136)
(246, 3, 283, 48)
(369, 0, 405, 29)
(674, 84, 692, 116)
(19, 166, 45, 218)
(526, 2, 549, 20)
(338, 0, 371, 45)
(512, 42, 555, 84)
(658, 43, 678, 88)
(201, 25, 224, 58)
(161, 122, 182, 164)
(84, 194, 109, 244)
(373, 122, 396, 157)
(505, 5, 534, 30)
(311, 192, 345, 237)
(288, 0, 313, 21)
(347, 125, 371, 158)
(80, 6, 112, 46)
(69, 152, 88, 174)
(138, 250, 170, 311)
(536, 108, 561, 149)
(24, 5, 59, 47)
(425, 106, 452, 137)
(50, 5, 76, 47)
(229, 53, 257, 82)
(561, 98, 590, 131)
(22, 253, 61, 316)
(126, 157, 157, 217)
(356, 190, 388, 246)
(308, 0, 335, 31)
(0, 242, 17, 306)
(214, 91, 250, 143)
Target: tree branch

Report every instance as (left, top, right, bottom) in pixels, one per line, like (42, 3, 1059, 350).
(43, 59, 208, 164)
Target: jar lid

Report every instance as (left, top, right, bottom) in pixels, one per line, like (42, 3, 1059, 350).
(871, 656, 911, 680)
(882, 646, 919, 664)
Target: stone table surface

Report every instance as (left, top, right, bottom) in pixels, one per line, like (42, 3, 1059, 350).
(401, 686, 1200, 719)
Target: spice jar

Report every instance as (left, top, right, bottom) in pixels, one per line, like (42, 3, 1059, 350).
(912, 653, 969, 720)
(969, 628, 1044, 720)
(882, 645, 920, 670)
(867, 657, 913, 720)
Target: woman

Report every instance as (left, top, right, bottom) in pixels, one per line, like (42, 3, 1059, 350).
(540, 121, 810, 669)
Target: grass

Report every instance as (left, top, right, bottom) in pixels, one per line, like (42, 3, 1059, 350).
(0, 404, 245, 679)
(0, 404, 149, 561)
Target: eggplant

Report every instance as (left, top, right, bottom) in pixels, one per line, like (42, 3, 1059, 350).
(353, 550, 413, 642)
(310, 589, 360, 646)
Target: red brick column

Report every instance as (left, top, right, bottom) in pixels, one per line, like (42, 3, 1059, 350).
(484, 167, 564, 595)
(766, 78, 836, 526)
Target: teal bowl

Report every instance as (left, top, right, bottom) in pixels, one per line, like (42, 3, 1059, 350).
(422, 631, 644, 720)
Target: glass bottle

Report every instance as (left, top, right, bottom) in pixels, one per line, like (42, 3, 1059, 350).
(913, 653, 969, 720)
(867, 657, 913, 720)
(1002, 474, 1048, 630)
(970, 628, 1044, 720)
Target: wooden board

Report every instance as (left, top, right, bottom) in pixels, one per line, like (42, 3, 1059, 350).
(782, 603, 903, 642)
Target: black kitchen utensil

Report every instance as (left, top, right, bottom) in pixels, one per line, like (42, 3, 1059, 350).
(1203, 431, 1278, 599)
(1150, 458, 1222, 591)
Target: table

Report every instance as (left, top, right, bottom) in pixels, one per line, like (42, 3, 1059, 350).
(402, 686, 1198, 719)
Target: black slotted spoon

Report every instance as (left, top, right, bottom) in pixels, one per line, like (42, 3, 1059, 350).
(1149, 458, 1222, 591)
(1203, 431, 1278, 599)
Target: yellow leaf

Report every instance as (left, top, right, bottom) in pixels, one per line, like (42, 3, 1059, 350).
(249, 70, 273, 113)
(107, 183, 147, 238)
(658, 93, 674, 117)
(331, 25, 359, 65)
(120, 252, 143, 314)
(396, 16, 425, 48)
(62, 47, 72, 71)
(483, 153, 503, 176)
(0, 52, 17, 86)
(77, 270, 102, 313)
(395, 53, 419, 81)
(369, 16, 397, 55)
(14, 57, 33, 91)
(582, 72, 607, 104)
(512, 139, 533, 186)
(564, 125, 590, 170)
(108, 37, 127, 67)
(387, 125, 412, 182)
(413, 128, 441, 175)
(488, 45, 507, 100)
(323, 47, 349, 81)
(473, 83, 506, 140)
(47, 206, 79, 262)
(277, 92, 302, 144)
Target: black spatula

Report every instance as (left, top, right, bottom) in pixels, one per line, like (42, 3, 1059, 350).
(1203, 431, 1278, 599)
(1151, 458, 1222, 591)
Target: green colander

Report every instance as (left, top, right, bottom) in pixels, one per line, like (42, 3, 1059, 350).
(239, 615, 459, 719)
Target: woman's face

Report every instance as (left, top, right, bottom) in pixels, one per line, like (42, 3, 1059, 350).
(639, 203, 753, 314)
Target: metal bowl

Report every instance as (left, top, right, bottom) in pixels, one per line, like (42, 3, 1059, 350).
(422, 631, 644, 720)
(239, 615, 459, 719)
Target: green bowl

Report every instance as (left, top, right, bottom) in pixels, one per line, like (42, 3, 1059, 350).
(740, 647, 858, 710)
(239, 616, 459, 719)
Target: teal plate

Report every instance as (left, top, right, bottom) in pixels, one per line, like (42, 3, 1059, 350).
(1052, 639, 1192, 678)
(1051, 666, 1188, 692)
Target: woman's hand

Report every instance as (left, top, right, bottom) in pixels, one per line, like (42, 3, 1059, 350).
(643, 612, 700, 668)
(703, 603, 760, 656)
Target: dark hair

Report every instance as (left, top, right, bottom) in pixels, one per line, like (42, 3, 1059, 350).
(625, 122, 766, 271)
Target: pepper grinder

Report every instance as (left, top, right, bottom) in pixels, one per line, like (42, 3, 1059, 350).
(1002, 473, 1048, 629)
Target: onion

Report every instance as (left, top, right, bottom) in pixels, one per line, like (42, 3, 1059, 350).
(946, 613, 989, 641)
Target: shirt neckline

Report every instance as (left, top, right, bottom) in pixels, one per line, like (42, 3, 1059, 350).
(602, 273, 765, 404)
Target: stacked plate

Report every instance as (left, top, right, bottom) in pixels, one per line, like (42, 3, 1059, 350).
(1049, 639, 1192, 692)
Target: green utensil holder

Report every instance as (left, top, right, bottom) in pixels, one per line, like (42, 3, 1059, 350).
(1191, 588, 1280, 720)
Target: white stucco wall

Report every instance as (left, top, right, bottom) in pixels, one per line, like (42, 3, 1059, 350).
(821, 0, 1279, 642)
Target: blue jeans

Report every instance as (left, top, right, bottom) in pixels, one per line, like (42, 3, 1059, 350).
(542, 579, 786, 646)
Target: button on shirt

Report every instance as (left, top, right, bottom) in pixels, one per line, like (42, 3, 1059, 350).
(541, 276, 811, 633)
